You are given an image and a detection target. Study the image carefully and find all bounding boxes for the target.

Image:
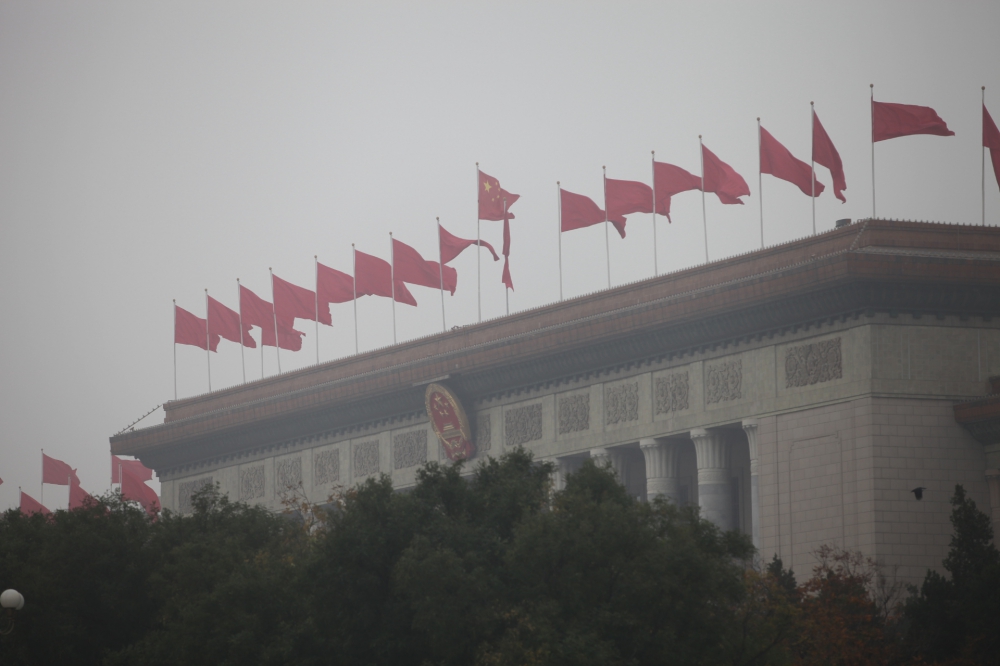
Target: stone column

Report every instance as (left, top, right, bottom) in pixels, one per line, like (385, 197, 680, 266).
(590, 447, 627, 484)
(987, 469, 1000, 546)
(742, 419, 761, 552)
(640, 438, 681, 503)
(690, 428, 735, 531)
(590, 447, 611, 469)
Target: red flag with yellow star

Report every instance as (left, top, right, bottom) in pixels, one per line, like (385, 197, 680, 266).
(478, 170, 519, 221)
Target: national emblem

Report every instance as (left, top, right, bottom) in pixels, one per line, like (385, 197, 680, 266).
(425, 382, 475, 461)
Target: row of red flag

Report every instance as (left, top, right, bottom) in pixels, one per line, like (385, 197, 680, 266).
(18, 453, 158, 517)
(174, 97, 1000, 357)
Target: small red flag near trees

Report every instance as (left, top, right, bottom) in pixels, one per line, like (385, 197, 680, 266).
(272, 274, 317, 328)
(872, 100, 955, 142)
(111, 455, 153, 484)
(438, 223, 499, 264)
(19, 491, 50, 516)
(175, 305, 220, 352)
(69, 476, 94, 510)
(652, 162, 702, 222)
(812, 110, 847, 203)
(317, 263, 354, 326)
(984, 104, 1000, 195)
(759, 126, 825, 197)
(42, 453, 79, 486)
(605, 178, 653, 225)
(354, 249, 417, 306)
(560, 189, 625, 238)
(478, 171, 520, 221)
(120, 466, 160, 516)
(702, 144, 750, 205)
(207, 296, 254, 348)
(392, 239, 457, 295)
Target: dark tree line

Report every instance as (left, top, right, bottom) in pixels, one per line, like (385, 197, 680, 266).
(1, 449, 998, 665)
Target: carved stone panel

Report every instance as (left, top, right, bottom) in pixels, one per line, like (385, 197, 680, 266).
(605, 382, 639, 425)
(559, 394, 590, 434)
(276, 458, 302, 490)
(476, 413, 492, 452)
(313, 449, 340, 486)
(706, 359, 742, 404)
(505, 404, 543, 448)
(239, 465, 265, 501)
(354, 440, 380, 477)
(178, 477, 213, 514)
(393, 430, 428, 470)
(655, 372, 689, 415)
(786, 337, 843, 388)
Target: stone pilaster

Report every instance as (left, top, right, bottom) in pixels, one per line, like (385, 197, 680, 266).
(690, 428, 735, 531)
(640, 437, 682, 503)
(742, 418, 761, 552)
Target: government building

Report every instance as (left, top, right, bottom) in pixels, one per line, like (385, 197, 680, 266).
(111, 219, 1000, 585)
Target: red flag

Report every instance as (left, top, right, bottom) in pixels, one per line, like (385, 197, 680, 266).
(392, 238, 457, 295)
(812, 110, 847, 203)
(439, 223, 499, 264)
(872, 100, 955, 142)
(478, 171, 520, 221)
(19, 491, 50, 516)
(317, 263, 354, 326)
(605, 178, 653, 228)
(560, 189, 626, 238)
(985, 104, 1000, 195)
(759, 126, 825, 198)
(653, 162, 702, 222)
(701, 143, 750, 204)
(121, 467, 160, 516)
(69, 476, 93, 510)
(43, 453, 79, 486)
(207, 296, 254, 348)
(354, 250, 417, 306)
(111, 455, 153, 484)
(502, 209, 514, 291)
(272, 274, 317, 328)
(175, 305, 220, 352)
(261, 322, 305, 351)
(239, 285, 302, 351)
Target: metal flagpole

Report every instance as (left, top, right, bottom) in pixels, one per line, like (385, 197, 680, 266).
(437, 218, 446, 332)
(810, 103, 816, 235)
(236, 279, 245, 383)
(651, 151, 658, 276)
(314, 256, 320, 365)
(602, 166, 610, 289)
(269, 268, 281, 373)
(172, 300, 177, 399)
(389, 233, 397, 344)
(204, 289, 211, 392)
(699, 135, 709, 262)
(757, 119, 764, 249)
(871, 84, 876, 218)
(352, 245, 358, 354)
(984, 86, 987, 227)
(557, 182, 563, 301)
(503, 198, 509, 315)
(476, 163, 482, 323)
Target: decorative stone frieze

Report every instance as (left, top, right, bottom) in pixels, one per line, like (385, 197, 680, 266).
(706, 359, 742, 404)
(505, 404, 543, 448)
(239, 465, 265, 500)
(558, 393, 590, 434)
(476, 413, 492, 452)
(655, 372, 689, 415)
(178, 477, 213, 514)
(605, 382, 639, 425)
(313, 449, 340, 486)
(393, 430, 428, 470)
(353, 440, 380, 477)
(275, 457, 302, 490)
(785, 337, 843, 388)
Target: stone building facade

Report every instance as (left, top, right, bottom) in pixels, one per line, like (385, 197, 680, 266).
(111, 220, 1000, 585)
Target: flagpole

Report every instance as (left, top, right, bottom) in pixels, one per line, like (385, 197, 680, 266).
(204, 289, 211, 392)
(437, 218, 446, 332)
(269, 268, 281, 373)
(557, 181, 563, 301)
(651, 150, 658, 276)
(757, 119, 764, 249)
(603, 166, 610, 289)
(476, 162, 482, 323)
(984, 86, 987, 227)
(352, 245, 359, 354)
(700, 135, 709, 262)
(389, 233, 397, 344)
(871, 84, 876, 218)
(236, 279, 246, 383)
(172, 300, 177, 400)
(810, 102, 816, 235)
(314, 256, 320, 365)
(40, 449, 43, 506)
(503, 198, 509, 315)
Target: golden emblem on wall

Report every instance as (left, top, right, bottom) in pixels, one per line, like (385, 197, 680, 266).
(425, 382, 474, 461)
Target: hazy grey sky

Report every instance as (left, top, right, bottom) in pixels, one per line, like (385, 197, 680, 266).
(1, 1, 998, 510)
